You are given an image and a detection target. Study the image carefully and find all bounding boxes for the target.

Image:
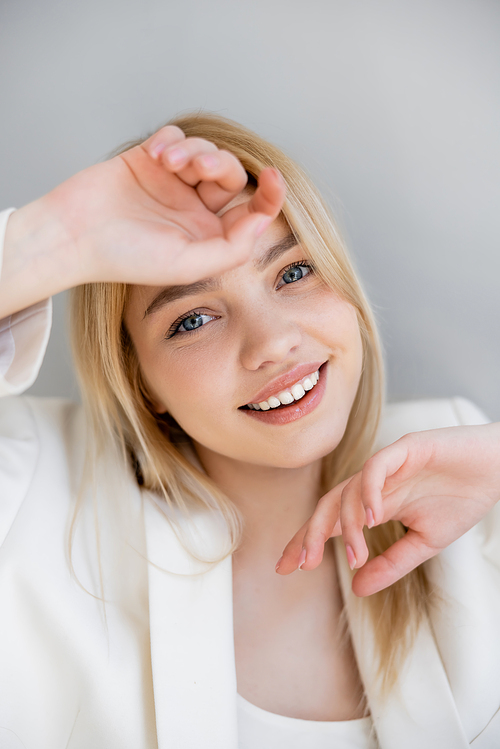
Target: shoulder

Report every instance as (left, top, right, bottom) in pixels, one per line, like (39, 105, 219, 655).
(376, 396, 490, 450)
(0, 395, 85, 546)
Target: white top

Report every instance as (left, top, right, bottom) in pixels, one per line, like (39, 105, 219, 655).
(237, 693, 378, 748)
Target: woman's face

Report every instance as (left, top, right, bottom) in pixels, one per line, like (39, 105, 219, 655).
(124, 219, 363, 470)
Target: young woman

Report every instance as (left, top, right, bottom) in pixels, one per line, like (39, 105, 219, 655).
(0, 113, 499, 749)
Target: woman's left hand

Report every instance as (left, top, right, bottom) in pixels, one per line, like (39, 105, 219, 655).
(276, 423, 500, 596)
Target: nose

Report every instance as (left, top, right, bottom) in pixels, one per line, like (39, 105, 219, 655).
(239, 304, 302, 371)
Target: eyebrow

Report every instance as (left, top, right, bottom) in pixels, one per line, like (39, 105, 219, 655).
(143, 232, 298, 318)
(254, 232, 298, 270)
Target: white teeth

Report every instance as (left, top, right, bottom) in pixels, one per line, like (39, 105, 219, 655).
(247, 368, 322, 411)
(278, 391, 294, 405)
(303, 377, 313, 391)
(291, 383, 305, 400)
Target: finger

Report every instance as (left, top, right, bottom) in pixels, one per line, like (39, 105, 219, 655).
(247, 167, 286, 217)
(298, 483, 348, 570)
(275, 522, 309, 575)
(168, 211, 271, 283)
(277, 479, 348, 575)
(351, 529, 438, 597)
(360, 442, 410, 526)
(339, 473, 369, 569)
(194, 150, 249, 211)
(142, 125, 186, 159)
(161, 138, 219, 185)
(220, 167, 286, 238)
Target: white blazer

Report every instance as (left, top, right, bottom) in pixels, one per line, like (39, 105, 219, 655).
(0, 211, 499, 749)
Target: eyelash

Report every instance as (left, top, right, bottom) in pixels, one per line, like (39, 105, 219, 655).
(165, 310, 215, 339)
(166, 259, 314, 339)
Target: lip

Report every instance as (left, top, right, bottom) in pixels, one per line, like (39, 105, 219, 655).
(240, 362, 328, 426)
(243, 360, 326, 407)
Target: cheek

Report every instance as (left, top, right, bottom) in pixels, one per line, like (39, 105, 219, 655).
(142, 343, 232, 437)
(311, 294, 363, 362)
(341, 313, 364, 399)
(313, 298, 364, 412)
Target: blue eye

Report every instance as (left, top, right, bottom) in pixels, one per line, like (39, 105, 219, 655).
(279, 262, 312, 287)
(167, 312, 216, 339)
(179, 313, 204, 331)
(283, 266, 306, 283)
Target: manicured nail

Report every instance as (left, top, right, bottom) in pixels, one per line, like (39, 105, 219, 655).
(198, 154, 218, 170)
(345, 544, 356, 570)
(166, 147, 187, 165)
(298, 548, 307, 570)
(256, 217, 272, 237)
(151, 142, 167, 158)
(275, 556, 283, 572)
(365, 507, 375, 529)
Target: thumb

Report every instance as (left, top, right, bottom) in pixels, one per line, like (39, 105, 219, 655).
(226, 211, 273, 251)
(176, 213, 270, 281)
(221, 211, 272, 268)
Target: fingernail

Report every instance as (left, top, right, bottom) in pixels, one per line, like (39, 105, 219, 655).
(151, 142, 167, 158)
(345, 544, 357, 570)
(275, 556, 283, 572)
(365, 507, 375, 529)
(198, 154, 218, 170)
(256, 217, 272, 237)
(166, 147, 187, 165)
(298, 548, 307, 570)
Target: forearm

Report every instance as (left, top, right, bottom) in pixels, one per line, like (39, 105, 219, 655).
(0, 127, 286, 320)
(0, 199, 81, 318)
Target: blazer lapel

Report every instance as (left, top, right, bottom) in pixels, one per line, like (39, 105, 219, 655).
(144, 494, 238, 749)
(334, 539, 469, 749)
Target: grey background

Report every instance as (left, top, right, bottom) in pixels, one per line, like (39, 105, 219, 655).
(1, 0, 499, 418)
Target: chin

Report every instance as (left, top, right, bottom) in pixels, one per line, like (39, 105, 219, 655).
(246, 431, 347, 470)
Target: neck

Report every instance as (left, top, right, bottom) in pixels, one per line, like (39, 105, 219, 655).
(194, 444, 322, 565)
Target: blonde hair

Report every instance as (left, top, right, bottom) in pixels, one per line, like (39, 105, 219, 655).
(71, 112, 431, 694)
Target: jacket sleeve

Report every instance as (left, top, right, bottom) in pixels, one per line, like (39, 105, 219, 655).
(0, 208, 52, 396)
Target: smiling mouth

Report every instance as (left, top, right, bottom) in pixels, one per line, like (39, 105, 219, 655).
(239, 364, 324, 412)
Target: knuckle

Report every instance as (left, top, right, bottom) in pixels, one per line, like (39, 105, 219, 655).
(316, 493, 331, 509)
(364, 454, 378, 471)
(306, 526, 327, 545)
(340, 484, 356, 510)
(221, 150, 243, 167)
(339, 516, 357, 534)
(340, 485, 352, 502)
(385, 555, 400, 574)
(187, 137, 216, 151)
(161, 125, 185, 140)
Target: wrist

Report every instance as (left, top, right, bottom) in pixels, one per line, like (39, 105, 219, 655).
(0, 197, 82, 317)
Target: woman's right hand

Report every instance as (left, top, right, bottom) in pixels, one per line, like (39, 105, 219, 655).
(0, 125, 285, 318)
